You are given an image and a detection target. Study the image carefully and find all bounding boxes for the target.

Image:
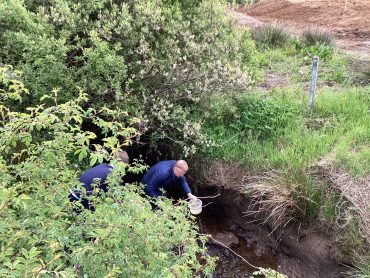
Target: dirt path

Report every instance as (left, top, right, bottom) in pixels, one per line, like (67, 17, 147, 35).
(234, 0, 370, 59)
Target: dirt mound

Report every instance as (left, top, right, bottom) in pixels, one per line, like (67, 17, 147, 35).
(237, 0, 370, 58)
(227, 10, 263, 28)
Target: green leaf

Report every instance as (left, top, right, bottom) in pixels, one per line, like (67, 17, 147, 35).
(90, 155, 98, 166)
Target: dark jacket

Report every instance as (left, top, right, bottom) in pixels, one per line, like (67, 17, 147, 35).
(141, 160, 191, 198)
(79, 163, 112, 195)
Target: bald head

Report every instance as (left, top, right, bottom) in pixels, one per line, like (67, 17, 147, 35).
(117, 151, 129, 164)
(173, 160, 188, 177)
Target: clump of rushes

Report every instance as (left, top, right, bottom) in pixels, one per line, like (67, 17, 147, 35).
(349, 254, 370, 278)
(302, 26, 334, 46)
(251, 22, 291, 48)
(352, 60, 370, 85)
(241, 169, 322, 231)
(361, 68, 370, 85)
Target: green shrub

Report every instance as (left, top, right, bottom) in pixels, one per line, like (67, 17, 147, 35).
(0, 66, 215, 277)
(204, 93, 298, 141)
(200, 86, 370, 173)
(290, 27, 335, 60)
(0, 0, 259, 156)
(251, 23, 292, 48)
(302, 44, 334, 60)
(324, 54, 349, 83)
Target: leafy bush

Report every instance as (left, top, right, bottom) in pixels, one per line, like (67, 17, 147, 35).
(200, 85, 370, 176)
(203, 93, 298, 141)
(0, 66, 215, 277)
(285, 27, 335, 60)
(287, 38, 334, 61)
(251, 23, 291, 48)
(302, 44, 334, 60)
(0, 0, 259, 156)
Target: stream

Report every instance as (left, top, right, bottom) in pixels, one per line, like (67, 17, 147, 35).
(195, 188, 349, 278)
(198, 201, 279, 277)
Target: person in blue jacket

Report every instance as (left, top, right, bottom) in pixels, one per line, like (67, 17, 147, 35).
(69, 150, 129, 210)
(141, 160, 197, 201)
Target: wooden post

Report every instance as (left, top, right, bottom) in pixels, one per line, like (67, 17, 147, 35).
(309, 56, 319, 109)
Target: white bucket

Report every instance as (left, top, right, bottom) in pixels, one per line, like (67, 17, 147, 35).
(188, 199, 202, 215)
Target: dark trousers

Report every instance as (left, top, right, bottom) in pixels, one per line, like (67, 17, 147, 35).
(143, 188, 166, 210)
(69, 190, 95, 212)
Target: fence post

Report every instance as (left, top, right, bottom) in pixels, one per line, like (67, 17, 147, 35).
(309, 56, 319, 110)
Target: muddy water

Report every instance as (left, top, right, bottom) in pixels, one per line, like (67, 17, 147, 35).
(194, 189, 350, 278)
(197, 201, 279, 277)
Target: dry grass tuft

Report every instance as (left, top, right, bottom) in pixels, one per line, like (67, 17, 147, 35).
(348, 58, 370, 85)
(302, 26, 334, 46)
(240, 171, 306, 232)
(205, 162, 315, 232)
(204, 160, 246, 189)
(315, 157, 370, 245)
(251, 22, 292, 48)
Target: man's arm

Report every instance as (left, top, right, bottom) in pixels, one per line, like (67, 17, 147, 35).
(179, 177, 197, 200)
(179, 176, 193, 197)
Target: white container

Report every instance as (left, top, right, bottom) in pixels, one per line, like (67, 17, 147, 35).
(188, 199, 202, 215)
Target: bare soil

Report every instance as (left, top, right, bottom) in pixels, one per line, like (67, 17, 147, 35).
(197, 188, 349, 278)
(236, 0, 370, 59)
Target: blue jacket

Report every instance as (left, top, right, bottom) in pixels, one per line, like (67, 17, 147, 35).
(79, 163, 112, 195)
(141, 160, 191, 198)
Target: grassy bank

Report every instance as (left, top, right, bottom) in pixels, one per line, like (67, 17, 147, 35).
(202, 87, 369, 177)
(197, 25, 370, 275)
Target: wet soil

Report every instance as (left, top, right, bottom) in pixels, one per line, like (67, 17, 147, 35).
(198, 202, 279, 277)
(195, 187, 350, 278)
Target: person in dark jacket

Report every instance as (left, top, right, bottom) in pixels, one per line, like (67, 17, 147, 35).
(69, 151, 129, 211)
(141, 160, 197, 201)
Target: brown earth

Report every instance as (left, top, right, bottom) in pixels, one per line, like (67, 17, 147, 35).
(236, 0, 370, 59)
(198, 188, 349, 278)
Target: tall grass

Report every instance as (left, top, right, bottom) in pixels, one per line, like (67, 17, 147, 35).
(200, 86, 369, 218)
(350, 255, 370, 278)
(202, 87, 369, 170)
(349, 59, 370, 86)
(251, 23, 292, 48)
(302, 27, 334, 47)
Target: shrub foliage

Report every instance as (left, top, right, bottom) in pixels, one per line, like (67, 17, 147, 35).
(0, 66, 215, 277)
(0, 0, 258, 155)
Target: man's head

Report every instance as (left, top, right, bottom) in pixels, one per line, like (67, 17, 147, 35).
(173, 160, 188, 177)
(117, 150, 129, 164)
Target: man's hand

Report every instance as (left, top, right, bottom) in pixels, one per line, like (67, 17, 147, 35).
(187, 193, 197, 201)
